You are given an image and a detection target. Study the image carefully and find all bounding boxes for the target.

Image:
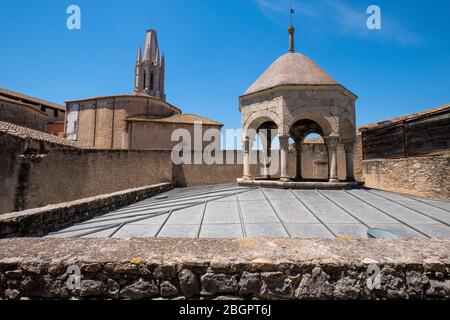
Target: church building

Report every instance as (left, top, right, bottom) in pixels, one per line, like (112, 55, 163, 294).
(64, 29, 222, 150)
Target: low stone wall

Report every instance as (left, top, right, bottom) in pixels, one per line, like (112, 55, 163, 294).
(2, 133, 360, 213)
(174, 147, 350, 187)
(0, 134, 23, 214)
(362, 155, 450, 200)
(0, 183, 172, 238)
(1, 148, 173, 213)
(0, 238, 448, 300)
(173, 151, 258, 187)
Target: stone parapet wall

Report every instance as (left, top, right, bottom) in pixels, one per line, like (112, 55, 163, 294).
(0, 238, 448, 300)
(0, 134, 24, 214)
(173, 151, 257, 187)
(0, 183, 173, 238)
(362, 155, 450, 200)
(1, 148, 173, 213)
(173, 146, 351, 187)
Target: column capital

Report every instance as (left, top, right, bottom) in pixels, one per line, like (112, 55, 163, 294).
(279, 135, 290, 181)
(242, 136, 250, 152)
(324, 135, 340, 148)
(278, 135, 290, 147)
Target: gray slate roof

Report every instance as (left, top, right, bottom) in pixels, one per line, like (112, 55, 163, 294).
(47, 184, 450, 239)
(244, 52, 338, 95)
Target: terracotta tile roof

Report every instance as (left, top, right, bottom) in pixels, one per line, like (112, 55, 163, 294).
(126, 114, 223, 126)
(0, 121, 88, 149)
(0, 88, 65, 111)
(359, 104, 450, 131)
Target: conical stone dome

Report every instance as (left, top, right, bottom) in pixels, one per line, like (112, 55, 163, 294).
(244, 52, 338, 95)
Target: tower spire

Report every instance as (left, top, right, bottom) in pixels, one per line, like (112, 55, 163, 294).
(136, 47, 142, 63)
(134, 28, 166, 100)
(289, 8, 295, 53)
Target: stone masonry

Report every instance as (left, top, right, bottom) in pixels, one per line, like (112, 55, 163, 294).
(362, 155, 450, 200)
(0, 238, 448, 300)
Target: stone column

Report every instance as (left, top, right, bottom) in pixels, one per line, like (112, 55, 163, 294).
(279, 135, 290, 182)
(243, 136, 252, 181)
(343, 140, 355, 181)
(326, 136, 340, 183)
(295, 141, 302, 180)
(260, 130, 272, 179)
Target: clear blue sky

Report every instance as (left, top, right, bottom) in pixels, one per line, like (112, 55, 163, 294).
(1, 0, 449, 130)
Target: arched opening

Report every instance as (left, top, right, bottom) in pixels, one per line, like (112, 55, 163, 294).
(242, 116, 280, 181)
(254, 121, 278, 179)
(143, 71, 147, 90)
(150, 72, 154, 91)
(289, 119, 328, 181)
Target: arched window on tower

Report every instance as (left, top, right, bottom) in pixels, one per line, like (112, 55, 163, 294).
(143, 71, 147, 90)
(150, 72, 154, 91)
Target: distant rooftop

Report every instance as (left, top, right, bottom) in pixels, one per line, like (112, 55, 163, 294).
(360, 103, 450, 131)
(0, 121, 87, 149)
(0, 87, 65, 111)
(0, 95, 48, 116)
(127, 114, 223, 127)
(65, 92, 181, 114)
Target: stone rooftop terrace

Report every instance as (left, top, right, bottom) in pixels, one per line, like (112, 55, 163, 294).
(47, 184, 450, 239)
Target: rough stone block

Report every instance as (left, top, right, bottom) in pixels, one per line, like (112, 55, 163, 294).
(200, 273, 239, 296)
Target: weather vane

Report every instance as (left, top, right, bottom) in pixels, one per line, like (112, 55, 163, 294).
(290, 7, 295, 25)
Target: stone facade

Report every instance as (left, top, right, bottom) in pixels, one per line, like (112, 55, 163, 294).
(46, 121, 64, 137)
(0, 238, 448, 300)
(65, 94, 181, 149)
(65, 94, 222, 150)
(129, 117, 222, 151)
(362, 155, 450, 200)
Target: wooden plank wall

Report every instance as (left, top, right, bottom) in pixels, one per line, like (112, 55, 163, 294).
(362, 108, 450, 159)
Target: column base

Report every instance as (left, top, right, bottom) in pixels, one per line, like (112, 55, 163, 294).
(243, 175, 253, 181)
(346, 177, 355, 182)
(328, 178, 339, 183)
(262, 175, 271, 180)
(280, 177, 291, 182)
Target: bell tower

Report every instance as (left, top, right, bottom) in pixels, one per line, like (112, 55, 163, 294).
(134, 29, 166, 100)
